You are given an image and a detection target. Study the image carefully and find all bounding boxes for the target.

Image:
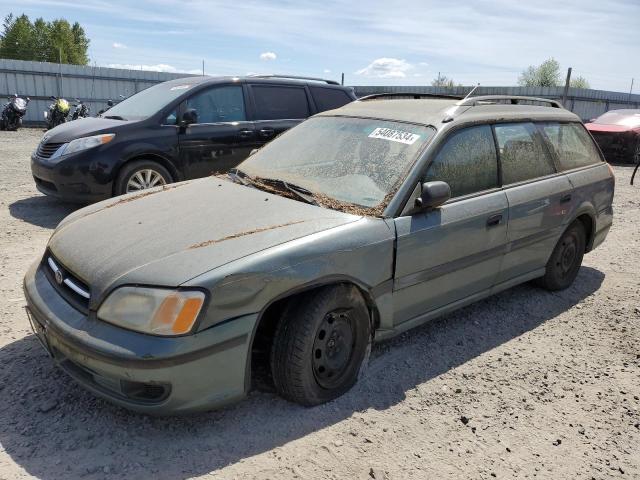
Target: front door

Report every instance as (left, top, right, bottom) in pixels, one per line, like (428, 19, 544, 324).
(178, 84, 256, 178)
(393, 125, 509, 325)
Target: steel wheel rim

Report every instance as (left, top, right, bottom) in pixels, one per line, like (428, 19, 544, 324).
(312, 310, 355, 389)
(126, 169, 166, 192)
(557, 234, 578, 277)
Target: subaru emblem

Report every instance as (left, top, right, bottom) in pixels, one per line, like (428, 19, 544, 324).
(54, 269, 63, 285)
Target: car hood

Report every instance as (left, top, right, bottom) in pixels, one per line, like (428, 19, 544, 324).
(43, 117, 132, 143)
(585, 122, 635, 134)
(48, 177, 361, 309)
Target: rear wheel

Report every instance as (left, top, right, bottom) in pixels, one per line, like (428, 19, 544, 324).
(114, 160, 173, 196)
(270, 284, 371, 406)
(535, 221, 586, 291)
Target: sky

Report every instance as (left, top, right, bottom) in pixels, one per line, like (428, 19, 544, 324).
(4, 0, 640, 92)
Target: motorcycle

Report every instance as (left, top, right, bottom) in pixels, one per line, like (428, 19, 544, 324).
(71, 99, 90, 120)
(0, 94, 30, 131)
(44, 96, 70, 130)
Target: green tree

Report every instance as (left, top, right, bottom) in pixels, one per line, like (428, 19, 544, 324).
(570, 76, 590, 89)
(0, 14, 35, 60)
(431, 74, 456, 88)
(518, 58, 561, 87)
(0, 13, 90, 65)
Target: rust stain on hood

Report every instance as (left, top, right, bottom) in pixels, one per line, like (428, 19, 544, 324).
(189, 220, 307, 249)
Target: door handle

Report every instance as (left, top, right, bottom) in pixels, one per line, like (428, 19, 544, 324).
(486, 213, 503, 227)
(259, 128, 275, 138)
(560, 194, 572, 204)
(238, 129, 253, 138)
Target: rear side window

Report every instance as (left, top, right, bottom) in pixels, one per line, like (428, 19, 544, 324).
(541, 122, 602, 170)
(310, 87, 353, 111)
(186, 85, 246, 123)
(252, 85, 310, 120)
(424, 125, 498, 198)
(494, 123, 556, 184)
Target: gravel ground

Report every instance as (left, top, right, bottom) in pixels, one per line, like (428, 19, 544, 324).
(0, 128, 638, 480)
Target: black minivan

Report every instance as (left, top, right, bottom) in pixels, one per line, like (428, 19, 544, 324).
(31, 75, 356, 203)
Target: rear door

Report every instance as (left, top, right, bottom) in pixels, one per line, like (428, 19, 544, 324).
(393, 125, 509, 324)
(309, 86, 355, 112)
(178, 84, 256, 178)
(247, 84, 311, 147)
(494, 122, 574, 284)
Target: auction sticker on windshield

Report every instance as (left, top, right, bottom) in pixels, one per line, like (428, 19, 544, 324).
(368, 127, 420, 145)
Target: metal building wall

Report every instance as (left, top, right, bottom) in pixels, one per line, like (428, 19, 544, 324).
(0, 58, 198, 124)
(353, 85, 640, 120)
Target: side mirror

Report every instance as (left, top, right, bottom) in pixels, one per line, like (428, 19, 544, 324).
(415, 181, 451, 210)
(181, 108, 198, 126)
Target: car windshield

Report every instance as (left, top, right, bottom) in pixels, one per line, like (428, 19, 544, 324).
(238, 116, 435, 212)
(593, 110, 640, 128)
(101, 81, 195, 121)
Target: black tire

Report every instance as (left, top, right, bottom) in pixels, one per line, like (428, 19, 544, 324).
(114, 160, 173, 196)
(270, 284, 371, 406)
(535, 221, 586, 291)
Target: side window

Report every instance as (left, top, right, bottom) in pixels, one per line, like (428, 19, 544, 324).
(185, 85, 245, 124)
(541, 122, 602, 170)
(494, 122, 556, 184)
(252, 85, 309, 120)
(310, 87, 353, 112)
(423, 125, 498, 198)
(163, 110, 177, 125)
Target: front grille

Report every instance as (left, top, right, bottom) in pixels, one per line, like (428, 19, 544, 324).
(43, 254, 90, 312)
(36, 142, 64, 159)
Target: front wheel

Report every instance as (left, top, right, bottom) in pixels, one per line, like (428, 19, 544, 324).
(114, 160, 173, 196)
(270, 284, 371, 406)
(535, 221, 586, 291)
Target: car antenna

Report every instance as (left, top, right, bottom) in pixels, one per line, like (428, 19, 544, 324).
(463, 83, 480, 100)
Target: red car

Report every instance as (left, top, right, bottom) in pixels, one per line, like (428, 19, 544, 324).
(585, 109, 640, 165)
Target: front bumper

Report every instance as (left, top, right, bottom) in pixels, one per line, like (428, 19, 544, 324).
(23, 259, 257, 414)
(31, 152, 113, 203)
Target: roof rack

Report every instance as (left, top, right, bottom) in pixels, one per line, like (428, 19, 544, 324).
(458, 95, 564, 109)
(358, 92, 463, 101)
(246, 74, 340, 85)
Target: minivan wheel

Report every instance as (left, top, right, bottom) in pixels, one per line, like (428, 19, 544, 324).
(270, 284, 371, 406)
(115, 160, 172, 196)
(536, 221, 586, 291)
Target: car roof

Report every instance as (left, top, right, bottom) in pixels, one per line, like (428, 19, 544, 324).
(318, 97, 582, 127)
(162, 75, 349, 89)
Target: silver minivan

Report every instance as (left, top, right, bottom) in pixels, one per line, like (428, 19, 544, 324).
(24, 95, 614, 414)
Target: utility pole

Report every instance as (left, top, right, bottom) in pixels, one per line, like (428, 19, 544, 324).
(202, 59, 205, 76)
(562, 67, 572, 107)
(629, 78, 634, 101)
(58, 46, 63, 98)
(341, 72, 344, 85)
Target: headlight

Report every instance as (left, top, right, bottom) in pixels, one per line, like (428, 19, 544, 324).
(63, 133, 115, 156)
(97, 287, 205, 336)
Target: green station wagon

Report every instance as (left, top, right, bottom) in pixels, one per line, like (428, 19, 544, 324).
(24, 94, 614, 414)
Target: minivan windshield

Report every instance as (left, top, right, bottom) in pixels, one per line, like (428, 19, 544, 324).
(238, 116, 434, 211)
(101, 81, 195, 121)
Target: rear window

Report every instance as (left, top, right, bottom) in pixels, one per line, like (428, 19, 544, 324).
(251, 85, 310, 120)
(494, 123, 556, 184)
(541, 122, 602, 170)
(310, 87, 353, 111)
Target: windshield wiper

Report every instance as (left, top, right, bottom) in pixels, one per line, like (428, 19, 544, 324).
(259, 177, 318, 206)
(103, 115, 127, 120)
(228, 169, 317, 205)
